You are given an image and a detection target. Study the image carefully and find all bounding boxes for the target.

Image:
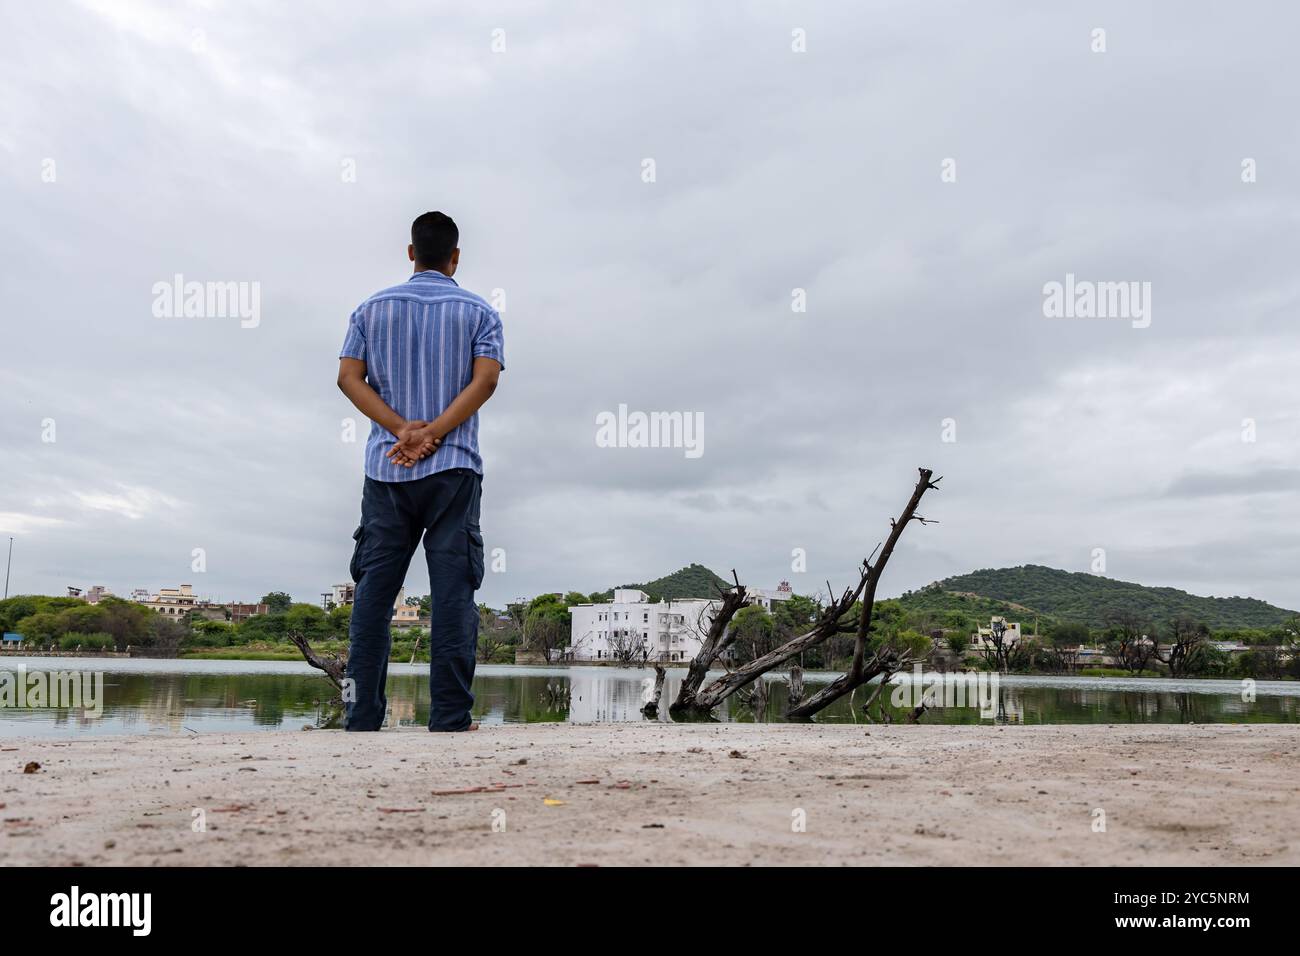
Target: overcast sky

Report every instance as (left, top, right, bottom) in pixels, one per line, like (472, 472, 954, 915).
(2, 1, 1298, 613)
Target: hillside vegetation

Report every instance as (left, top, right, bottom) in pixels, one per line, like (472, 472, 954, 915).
(597, 563, 733, 602)
(902, 564, 1297, 630)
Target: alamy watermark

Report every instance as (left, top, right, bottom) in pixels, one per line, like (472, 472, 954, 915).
(595, 403, 704, 459)
(889, 664, 1000, 718)
(49, 886, 150, 936)
(1042, 273, 1150, 329)
(1, 665, 104, 718)
(152, 274, 261, 328)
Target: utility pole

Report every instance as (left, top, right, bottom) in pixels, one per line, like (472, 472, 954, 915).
(3, 537, 12, 600)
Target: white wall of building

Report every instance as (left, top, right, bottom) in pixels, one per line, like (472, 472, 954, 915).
(566, 583, 794, 664)
(568, 590, 717, 663)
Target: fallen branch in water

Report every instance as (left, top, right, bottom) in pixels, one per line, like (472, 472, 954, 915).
(672, 467, 941, 720)
(287, 630, 348, 727)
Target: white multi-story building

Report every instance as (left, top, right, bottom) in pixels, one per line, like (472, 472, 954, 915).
(746, 580, 794, 611)
(567, 589, 716, 664)
(326, 582, 356, 609)
(566, 583, 795, 664)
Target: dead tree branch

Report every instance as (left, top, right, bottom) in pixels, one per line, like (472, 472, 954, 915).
(669, 571, 749, 716)
(641, 665, 667, 718)
(288, 630, 347, 689)
(287, 630, 349, 729)
(672, 468, 939, 719)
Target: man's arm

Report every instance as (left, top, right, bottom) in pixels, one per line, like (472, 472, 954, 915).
(387, 356, 501, 464)
(337, 358, 437, 464)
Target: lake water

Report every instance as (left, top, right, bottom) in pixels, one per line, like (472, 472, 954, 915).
(0, 657, 1296, 736)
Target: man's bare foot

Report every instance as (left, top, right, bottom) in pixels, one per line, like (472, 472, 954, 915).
(465, 722, 479, 732)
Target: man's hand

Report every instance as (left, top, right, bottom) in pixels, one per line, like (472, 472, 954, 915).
(388, 421, 441, 467)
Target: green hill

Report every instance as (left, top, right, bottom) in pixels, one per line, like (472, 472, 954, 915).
(901, 565, 1297, 631)
(597, 564, 732, 602)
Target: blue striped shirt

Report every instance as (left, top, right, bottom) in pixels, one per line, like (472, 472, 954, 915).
(340, 270, 505, 481)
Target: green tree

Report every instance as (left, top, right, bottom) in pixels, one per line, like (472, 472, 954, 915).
(772, 594, 818, 636)
(329, 604, 353, 636)
(523, 593, 572, 661)
(14, 611, 63, 644)
(730, 605, 776, 663)
(261, 591, 294, 614)
(1048, 621, 1091, 646)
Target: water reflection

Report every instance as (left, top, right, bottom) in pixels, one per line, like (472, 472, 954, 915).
(0, 658, 1295, 736)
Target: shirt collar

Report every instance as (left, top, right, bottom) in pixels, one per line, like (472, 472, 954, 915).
(409, 270, 458, 286)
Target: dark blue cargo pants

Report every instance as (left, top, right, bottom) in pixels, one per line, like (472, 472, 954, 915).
(344, 467, 484, 732)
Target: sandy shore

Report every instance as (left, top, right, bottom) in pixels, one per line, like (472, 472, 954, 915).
(2, 723, 1296, 866)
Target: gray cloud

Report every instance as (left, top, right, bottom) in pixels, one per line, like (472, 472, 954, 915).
(1163, 467, 1300, 499)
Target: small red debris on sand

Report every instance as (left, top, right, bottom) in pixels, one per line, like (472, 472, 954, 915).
(377, 807, 424, 813)
(211, 804, 252, 813)
(22, 762, 40, 774)
(610, 781, 632, 790)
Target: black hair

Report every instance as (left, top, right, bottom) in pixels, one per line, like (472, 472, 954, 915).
(411, 211, 458, 268)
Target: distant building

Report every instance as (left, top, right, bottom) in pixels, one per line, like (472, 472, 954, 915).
(390, 587, 429, 629)
(1210, 640, 1249, 654)
(2, 632, 23, 646)
(1075, 645, 1111, 666)
(226, 603, 269, 624)
(566, 584, 792, 664)
(745, 581, 794, 611)
(568, 589, 714, 663)
(137, 584, 199, 619)
(133, 585, 266, 624)
(84, 585, 113, 604)
(323, 582, 355, 610)
(970, 616, 1022, 652)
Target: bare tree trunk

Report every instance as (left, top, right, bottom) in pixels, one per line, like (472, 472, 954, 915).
(788, 663, 804, 709)
(288, 630, 349, 728)
(669, 574, 748, 716)
(681, 469, 939, 719)
(784, 469, 938, 718)
(409, 632, 421, 665)
(641, 665, 667, 718)
(288, 630, 346, 689)
(861, 675, 888, 716)
(750, 675, 768, 720)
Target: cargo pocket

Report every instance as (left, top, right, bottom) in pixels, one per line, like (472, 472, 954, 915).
(348, 524, 365, 582)
(466, 525, 485, 590)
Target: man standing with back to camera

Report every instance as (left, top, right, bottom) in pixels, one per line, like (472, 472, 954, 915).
(336, 211, 504, 732)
